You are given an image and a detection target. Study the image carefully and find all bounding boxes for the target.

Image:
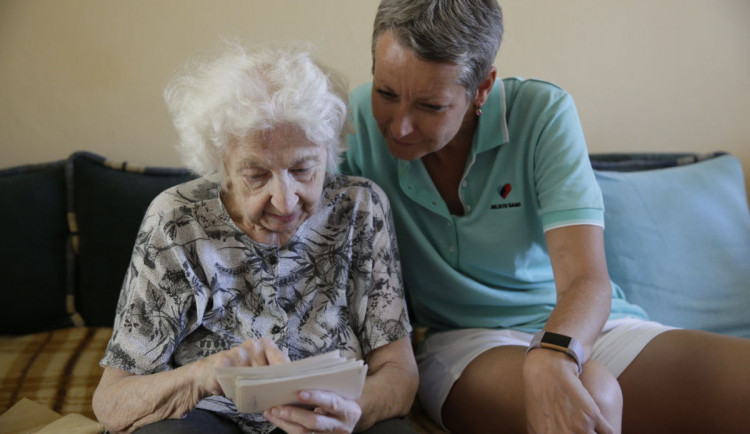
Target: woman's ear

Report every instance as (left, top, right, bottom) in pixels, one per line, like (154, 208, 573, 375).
(474, 66, 497, 107)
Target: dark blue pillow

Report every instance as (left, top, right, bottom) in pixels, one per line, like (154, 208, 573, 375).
(68, 152, 196, 327)
(0, 160, 74, 334)
(590, 151, 725, 172)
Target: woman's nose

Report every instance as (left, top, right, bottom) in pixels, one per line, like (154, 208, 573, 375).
(390, 105, 414, 138)
(270, 175, 299, 214)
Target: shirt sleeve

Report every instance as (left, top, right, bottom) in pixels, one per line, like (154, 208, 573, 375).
(348, 180, 412, 355)
(530, 89, 604, 231)
(100, 193, 199, 374)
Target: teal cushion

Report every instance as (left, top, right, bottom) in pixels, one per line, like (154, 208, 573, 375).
(0, 161, 74, 334)
(68, 152, 196, 327)
(594, 154, 750, 338)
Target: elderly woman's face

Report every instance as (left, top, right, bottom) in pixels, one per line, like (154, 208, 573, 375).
(371, 31, 475, 161)
(221, 125, 327, 247)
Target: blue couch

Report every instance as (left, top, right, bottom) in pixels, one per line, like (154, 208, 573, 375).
(1, 150, 748, 432)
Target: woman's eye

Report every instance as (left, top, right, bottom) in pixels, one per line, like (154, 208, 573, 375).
(376, 89, 397, 100)
(421, 103, 445, 112)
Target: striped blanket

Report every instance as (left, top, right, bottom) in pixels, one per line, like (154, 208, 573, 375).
(0, 327, 111, 420)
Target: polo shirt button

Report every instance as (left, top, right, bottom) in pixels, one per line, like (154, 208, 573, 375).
(462, 181, 468, 188)
(465, 205, 472, 212)
(449, 245, 455, 253)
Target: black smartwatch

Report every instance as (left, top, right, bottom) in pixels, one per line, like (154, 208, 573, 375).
(527, 331, 584, 375)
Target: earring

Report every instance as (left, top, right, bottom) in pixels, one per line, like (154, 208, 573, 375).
(475, 105, 483, 116)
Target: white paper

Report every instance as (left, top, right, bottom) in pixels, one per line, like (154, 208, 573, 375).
(215, 350, 367, 414)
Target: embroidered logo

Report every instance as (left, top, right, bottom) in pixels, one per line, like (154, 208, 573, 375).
(491, 183, 521, 210)
(498, 183, 512, 199)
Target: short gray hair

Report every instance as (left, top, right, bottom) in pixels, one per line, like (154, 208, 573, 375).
(164, 41, 349, 177)
(372, 0, 503, 99)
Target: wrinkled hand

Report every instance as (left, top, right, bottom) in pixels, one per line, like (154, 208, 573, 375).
(523, 350, 613, 434)
(197, 337, 290, 397)
(263, 390, 362, 434)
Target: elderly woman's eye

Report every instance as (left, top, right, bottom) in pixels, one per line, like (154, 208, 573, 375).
(292, 167, 314, 179)
(245, 173, 268, 185)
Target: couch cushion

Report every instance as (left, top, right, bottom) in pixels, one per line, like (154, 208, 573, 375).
(67, 152, 196, 327)
(0, 161, 74, 334)
(592, 153, 750, 338)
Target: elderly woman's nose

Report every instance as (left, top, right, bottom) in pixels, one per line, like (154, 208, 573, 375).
(270, 175, 299, 213)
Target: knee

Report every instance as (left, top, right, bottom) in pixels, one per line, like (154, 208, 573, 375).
(581, 360, 623, 424)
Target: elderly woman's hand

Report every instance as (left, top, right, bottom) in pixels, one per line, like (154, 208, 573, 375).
(263, 390, 362, 434)
(197, 337, 291, 397)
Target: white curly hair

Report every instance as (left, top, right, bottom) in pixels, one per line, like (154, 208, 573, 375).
(164, 40, 349, 178)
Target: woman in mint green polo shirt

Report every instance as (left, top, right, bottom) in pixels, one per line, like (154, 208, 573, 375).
(342, 0, 750, 432)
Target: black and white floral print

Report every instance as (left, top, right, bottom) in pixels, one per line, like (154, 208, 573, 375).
(100, 173, 410, 433)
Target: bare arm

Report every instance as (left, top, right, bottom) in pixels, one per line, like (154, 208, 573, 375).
(92, 338, 288, 434)
(92, 365, 203, 434)
(543, 224, 612, 356)
(355, 336, 419, 431)
(522, 224, 617, 433)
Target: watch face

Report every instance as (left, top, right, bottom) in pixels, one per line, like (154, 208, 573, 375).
(541, 332, 571, 350)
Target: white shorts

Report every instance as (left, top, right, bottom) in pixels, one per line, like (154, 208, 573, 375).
(415, 318, 676, 428)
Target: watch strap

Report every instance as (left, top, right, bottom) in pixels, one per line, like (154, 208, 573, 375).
(527, 331, 584, 375)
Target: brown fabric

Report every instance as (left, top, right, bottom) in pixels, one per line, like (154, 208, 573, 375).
(0, 327, 111, 419)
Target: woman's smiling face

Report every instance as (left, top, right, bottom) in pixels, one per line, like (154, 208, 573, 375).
(371, 30, 476, 161)
(221, 124, 327, 247)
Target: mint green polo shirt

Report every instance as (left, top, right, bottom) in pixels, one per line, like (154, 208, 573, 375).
(342, 78, 646, 333)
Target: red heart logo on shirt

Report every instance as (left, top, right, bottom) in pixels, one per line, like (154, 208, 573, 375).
(499, 183, 512, 199)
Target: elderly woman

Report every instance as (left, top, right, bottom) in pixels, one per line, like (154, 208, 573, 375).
(92, 42, 418, 434)
(342, 0, 750, 433)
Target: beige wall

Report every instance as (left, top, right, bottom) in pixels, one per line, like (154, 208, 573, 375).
(2, 0, 749, 195)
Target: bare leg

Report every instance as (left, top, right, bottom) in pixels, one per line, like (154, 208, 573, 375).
(442, 346, 622, 434)
(618, 330, 750, 433)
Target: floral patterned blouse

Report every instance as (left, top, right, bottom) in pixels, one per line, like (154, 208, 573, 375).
(100, 173, 411, 433)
